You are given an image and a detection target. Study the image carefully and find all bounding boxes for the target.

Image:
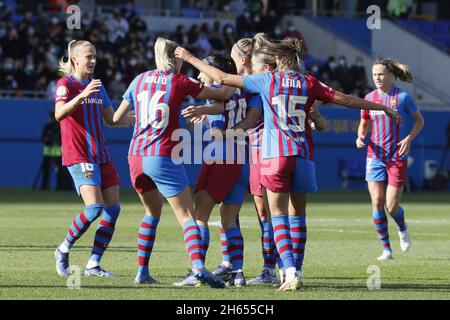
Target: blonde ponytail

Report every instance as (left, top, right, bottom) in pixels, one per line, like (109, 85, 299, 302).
(58, 40, 94, 75)
(374, 58, 413, 82)
(258, 37, 304, 71)
(252, 33, 277, 68)
(154, 37, 179, 72)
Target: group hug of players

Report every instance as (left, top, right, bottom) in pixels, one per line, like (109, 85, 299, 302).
(53, 31, 424, 291)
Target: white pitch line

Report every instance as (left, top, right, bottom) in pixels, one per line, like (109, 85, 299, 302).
(209, 221, 450, 238)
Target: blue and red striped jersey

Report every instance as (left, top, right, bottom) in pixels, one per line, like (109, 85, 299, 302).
(123, 70, 204, 157)
(361, 87, 418, 162)
(243, 71, 336, 160)
(55, 74, 112, 166)
(206, 87, 263, 163)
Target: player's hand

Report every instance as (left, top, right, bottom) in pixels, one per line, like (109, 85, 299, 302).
(79, 79, 102, 100)
(356, 136, 366, 148)
(181, 105, 202, 118)
(175, 47, 193, 62)
(397, 135, 412, 157)
(190, 115, 206, 124)
(384, 107, 402, 125)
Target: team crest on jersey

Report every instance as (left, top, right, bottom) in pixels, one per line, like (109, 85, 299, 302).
(85, 171, 93, 179)
(56, 86, 68, 97)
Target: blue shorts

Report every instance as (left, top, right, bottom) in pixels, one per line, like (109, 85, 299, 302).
(67, 162, 120, 196)
(366, 158, 408, 188)
(137, 155, 189, 198)
(260, 156, 318, 193)
(223, 163, 250, 205)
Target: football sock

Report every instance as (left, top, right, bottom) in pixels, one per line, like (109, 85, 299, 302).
(137, 215, 159, 276)
(372, 210, 391, 251)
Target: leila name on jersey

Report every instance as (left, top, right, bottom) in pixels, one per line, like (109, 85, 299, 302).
(281, 78, 302, 88)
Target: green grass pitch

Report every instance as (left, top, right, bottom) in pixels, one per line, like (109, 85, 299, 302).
(0, 189, 449, 300)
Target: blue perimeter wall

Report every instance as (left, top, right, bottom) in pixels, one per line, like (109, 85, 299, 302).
(0, 98, 448, 191)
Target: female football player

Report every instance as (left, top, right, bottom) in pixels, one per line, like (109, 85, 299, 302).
(356, 58, 424, 260)
(174, 38, 401, 291)
(54, 40, 134, 278)
(113, 37, 234, 288)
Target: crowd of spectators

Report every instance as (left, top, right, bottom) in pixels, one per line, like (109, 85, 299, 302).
(0, 0, 372, 100)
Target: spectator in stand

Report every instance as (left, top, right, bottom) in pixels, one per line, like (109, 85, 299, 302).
(209, 20, 226, 53)
(236, 10, 253, 37)
(350, 56, 368, 98)
(187, 24, 200, 44)
(335, 55, 353, 93)
(222, 24, 237, 50)
(106, 8, 130, 45)
(271, 24, 284, 40)
(261, 9, 277, 34)
(173, 25, 189, 47)
(283, 20, 308, 54)
(320, 56, 338, 82)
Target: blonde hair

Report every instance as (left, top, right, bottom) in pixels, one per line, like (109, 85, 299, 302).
(258, 38, 304, 71)
(233, 38, 253, 57)
(373, 58, 413, 82)
(154, 37, 180, 72)
(58, 40, 94, 75)
(252, 33, 277, 68)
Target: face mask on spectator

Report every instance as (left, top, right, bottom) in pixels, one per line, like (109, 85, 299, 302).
(146, 52, 154, 60)
(129, 58, 138, 66)
(25, 63, 34, 73)
(225, 27, 233, 34)
(27, 27, 35, 37)
(51, 17, 59, 25)
(114, 73, 122, 81)
(254, 16, 260, 23)
(311, 65, 319, 73)
(339, 59, 346, 66)
(106, 69, 113, 77)
(4, 62, 14, 71)
(288, 26, 295, 32)
(356, 61, 363, 67)
(275, 27, 282, 35)
(329, 62, 337, 69)
(0, 27, 6, 38)
(243, 12, 250, 19)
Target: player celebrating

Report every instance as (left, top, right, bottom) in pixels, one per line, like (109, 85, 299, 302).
(356, 58, 424, 261)
(174, 38, 401, 291)
(175, 53, 262, 287)
(112, 38, 234, 288)
(247, 34, 327, 286)
(54, 40, 133, 278)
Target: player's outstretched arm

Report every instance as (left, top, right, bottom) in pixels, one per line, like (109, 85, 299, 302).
(103, 106, 134, 127)
(175, 47, 244, 89)
(112, 99, 132, 125)
(332, 91, 402, 125)
(55, 79, 102, 121)
(309, 109, 327, 131)
(182, 103, 225, 119)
